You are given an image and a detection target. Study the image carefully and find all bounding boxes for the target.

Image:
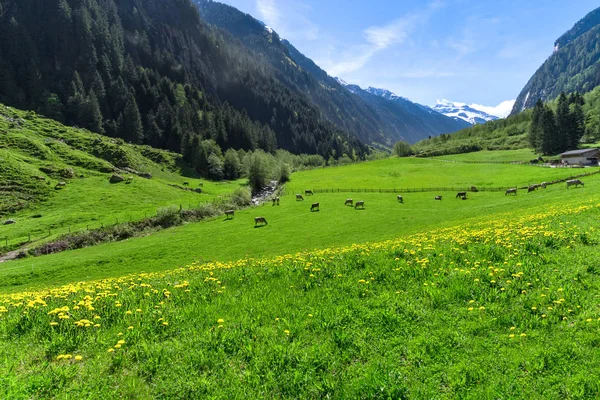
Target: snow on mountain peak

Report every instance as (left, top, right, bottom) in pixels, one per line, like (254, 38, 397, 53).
(366, 87, 411, 103)
(432, 99, 515, 125)
(335, 77, 348, 86)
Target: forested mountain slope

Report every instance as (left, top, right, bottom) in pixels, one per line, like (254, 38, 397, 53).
(345, 85, 471, 144)
(512, 7, 600, 114)
(195, 0, 468, 145)
(0, 0, 366, 160)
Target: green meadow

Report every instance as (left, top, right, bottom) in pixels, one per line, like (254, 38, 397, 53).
(287, 156, 584, 192)
(1, 155, 598, 293)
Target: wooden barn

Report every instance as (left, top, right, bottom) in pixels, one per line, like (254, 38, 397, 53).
(560, 149, 600, 166)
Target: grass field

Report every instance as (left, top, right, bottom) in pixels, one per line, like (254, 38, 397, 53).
(286, 157, 587, 192)
(2, 160, 598, 293)
(2, 202, 600, 398)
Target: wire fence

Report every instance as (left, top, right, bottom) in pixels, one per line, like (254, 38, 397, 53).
(283, 168, 600, 197)
(428, 158, 600, 168)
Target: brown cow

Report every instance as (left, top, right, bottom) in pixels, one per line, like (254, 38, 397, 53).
(505, 188, 517, 195)
(355, 201, 365, 209)
(296, 194, 304, 201)
(305, 190, 314, 196)
(310, 202, 320, 212)
(456, 192, 467, 199)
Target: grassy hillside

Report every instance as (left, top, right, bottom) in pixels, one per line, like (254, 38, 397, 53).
(0, 105, 244, 249)
(1, 201, 599, 398)
(2, 155, 597, 292)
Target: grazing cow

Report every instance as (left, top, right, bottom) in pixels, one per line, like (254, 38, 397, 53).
(435, 196, 442, 201)
(541, 182, 548, 189)
(527, 185, 538, 193)
(305, 190, 314, 196)
(355, 201, 365, 209)
(566, 179, 584, 189)
(310, 202, 320, 212)
(470, 186, 478, 193)
(183, 182, 189, 186)
(456, 192, 467, 199)
(397, 195, 404, 203)
(254, 217, 268, 226)
(345, 198, 353, 206)
(505, 188, 517, 195)
(225, 210, 235, 219)
(296, 194, 304, 201)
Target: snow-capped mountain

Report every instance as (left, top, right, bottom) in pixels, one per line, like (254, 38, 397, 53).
(364, 87, 411, 103)
(432, 99, 515, 125)
(335, 80, 471, 143)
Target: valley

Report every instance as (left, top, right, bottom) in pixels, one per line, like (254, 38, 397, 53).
(2, 0, 600, 398)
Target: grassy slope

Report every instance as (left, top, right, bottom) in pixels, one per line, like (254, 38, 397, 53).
(2, 156, 598, 292)
(1, 202, 600, 398)
(0, 105, 244, 247)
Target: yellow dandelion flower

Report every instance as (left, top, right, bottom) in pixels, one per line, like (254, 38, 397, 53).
(108, 348, 114, 353)
(217, 318, 225, 324)
(74, 355, 82, 361)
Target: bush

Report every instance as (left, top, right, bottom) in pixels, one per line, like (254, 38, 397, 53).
(230, 187, 252, 207)
(154, 207, 182, 228)
(278, 163, 291, 184)
(393, 141, 413, 157)
(247, 152, 270, 194)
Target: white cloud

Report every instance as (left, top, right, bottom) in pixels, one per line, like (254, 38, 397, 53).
(256, 0, 280, 27)
(447, 38, 476, 56)
(254, 0, 319, 41)
(470, 100, 516, 118)
(325, 1, 444, 77)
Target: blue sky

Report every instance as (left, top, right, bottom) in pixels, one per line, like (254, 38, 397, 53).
(216, 0, 598, 114)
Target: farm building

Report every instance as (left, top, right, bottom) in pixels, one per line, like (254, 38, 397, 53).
(560, 149, 599, 166)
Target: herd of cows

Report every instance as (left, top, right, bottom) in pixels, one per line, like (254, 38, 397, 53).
(224, 178, 587, 227)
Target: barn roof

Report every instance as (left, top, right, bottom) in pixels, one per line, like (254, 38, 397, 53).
(560, 148, 599, 157)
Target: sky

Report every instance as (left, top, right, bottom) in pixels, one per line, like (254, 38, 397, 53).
(214, 0, 599, 115)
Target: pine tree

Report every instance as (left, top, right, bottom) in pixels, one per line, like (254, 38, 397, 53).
(529, 100, 544, 151)
(555, 93, 571, 152)
(540, 105, 558, 155)
(120, 92, 143, 143)
(82, 90, 104, 134)
(570, 103, 585, 148)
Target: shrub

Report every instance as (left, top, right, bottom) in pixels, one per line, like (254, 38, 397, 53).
(230, 187, 252, 207)
(154, 207, 182, 228)
(278, 163, 291, 184)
